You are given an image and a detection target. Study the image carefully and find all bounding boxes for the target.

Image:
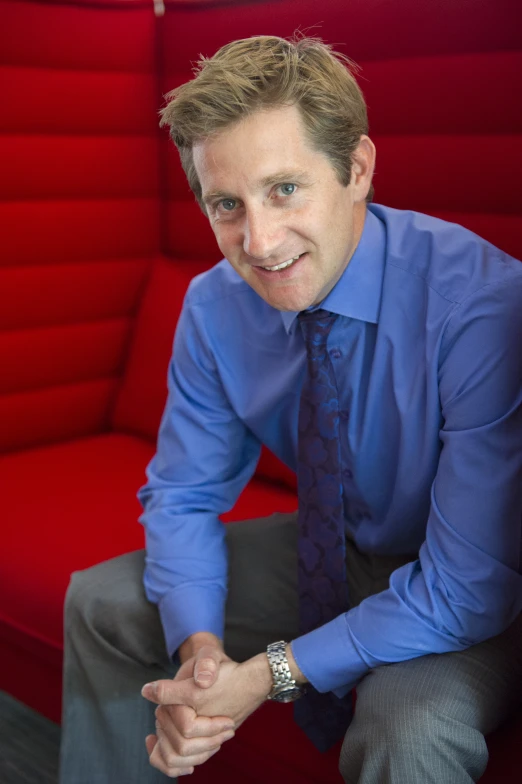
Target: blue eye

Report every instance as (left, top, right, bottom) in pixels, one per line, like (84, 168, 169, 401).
(280, 183, 296, 196)
(220, 198, 236, 211)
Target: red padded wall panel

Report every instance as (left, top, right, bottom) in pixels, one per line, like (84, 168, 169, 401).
(0, 379, 118, 453)
(1, 136, 159, 201)
(162, 0, 522, 71)
(0, 1, 155, 71)
(0, 199, 159, 266)
(0, 260, 149, 332)
(372, 135, 522, 215)
(1, 67, 158, 135)
(360, 52, 522, 136)
(0, 319, 131, 395)
(165, 201, 223, 261)
(0, 0, 161, 451)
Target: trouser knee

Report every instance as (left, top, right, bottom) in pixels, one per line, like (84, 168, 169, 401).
(339, 664, 489, 783)
(65, 551, 172, 672)
(64, 562, 116, 653)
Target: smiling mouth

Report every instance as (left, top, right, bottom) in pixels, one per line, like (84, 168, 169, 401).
(257, 253, 305, 272)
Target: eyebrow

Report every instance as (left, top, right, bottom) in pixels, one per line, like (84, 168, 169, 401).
(259, 170, 310, 188)
(202, 170, 311, 206)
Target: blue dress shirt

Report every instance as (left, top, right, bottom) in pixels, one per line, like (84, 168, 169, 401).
(138, 204, 522, 696)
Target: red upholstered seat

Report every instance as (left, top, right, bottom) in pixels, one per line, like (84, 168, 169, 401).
(1, 0, 520, 781)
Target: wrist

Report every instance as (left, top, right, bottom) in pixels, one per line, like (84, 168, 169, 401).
(285, 642, 308, 685)
(249, 652, 275, 698)
(178, 632, 223, 664)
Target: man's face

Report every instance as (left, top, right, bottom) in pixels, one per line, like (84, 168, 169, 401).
(193, 104, 371, 312)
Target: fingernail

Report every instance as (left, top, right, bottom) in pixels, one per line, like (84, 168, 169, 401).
(223, 730, 235, 741)
(223, 722, 235, 732)
(141, 682, 156, 699)
(195, 671, 212, 684)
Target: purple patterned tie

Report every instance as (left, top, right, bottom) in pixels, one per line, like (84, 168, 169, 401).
(294, 309, 354, 751)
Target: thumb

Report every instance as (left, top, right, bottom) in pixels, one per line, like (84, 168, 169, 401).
(193, 645, 222, 688)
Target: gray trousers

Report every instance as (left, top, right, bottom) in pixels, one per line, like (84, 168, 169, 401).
(59, 513, 522, 783)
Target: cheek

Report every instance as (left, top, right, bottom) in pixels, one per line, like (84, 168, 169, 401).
(212, 222, 241, 254)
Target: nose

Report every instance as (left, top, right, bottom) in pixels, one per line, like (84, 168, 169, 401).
(242, 207, 282, 261)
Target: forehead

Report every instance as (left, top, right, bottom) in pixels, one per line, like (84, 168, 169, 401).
(192, 105, 329, 196)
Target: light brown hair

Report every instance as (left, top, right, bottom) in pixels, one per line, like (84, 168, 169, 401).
(159, 34, 373, 210)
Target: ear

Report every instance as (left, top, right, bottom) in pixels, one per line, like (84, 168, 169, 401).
(351, 135, 376, 202)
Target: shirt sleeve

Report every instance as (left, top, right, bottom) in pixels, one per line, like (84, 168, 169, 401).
(138, 287, 261, 658)
(292, 272, 522, 695)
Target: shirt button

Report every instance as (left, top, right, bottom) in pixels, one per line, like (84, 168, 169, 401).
(343, 468, 353, 479)
(329, 348, 342, 359)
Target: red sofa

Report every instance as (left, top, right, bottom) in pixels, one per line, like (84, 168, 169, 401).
(1, 0, 521, 781)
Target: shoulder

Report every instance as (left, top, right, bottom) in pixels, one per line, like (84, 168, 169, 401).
(370, 203, 522, 305)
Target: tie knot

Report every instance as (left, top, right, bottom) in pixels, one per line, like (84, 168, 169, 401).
(298, 309, 337, 350)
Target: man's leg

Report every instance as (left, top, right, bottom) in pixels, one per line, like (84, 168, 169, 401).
(58, 549, 174, 784)
(58, 513, 300, 784)
(339, 538, 522, 783)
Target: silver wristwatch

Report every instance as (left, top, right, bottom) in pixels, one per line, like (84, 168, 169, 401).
(266, 640, 305, 703)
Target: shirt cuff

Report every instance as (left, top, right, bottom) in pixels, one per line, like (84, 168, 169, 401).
(158, 584, 226, 659)
(290, 613, 370, 695)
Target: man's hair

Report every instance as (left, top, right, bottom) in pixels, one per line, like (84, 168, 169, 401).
(159, 34, 373, 211)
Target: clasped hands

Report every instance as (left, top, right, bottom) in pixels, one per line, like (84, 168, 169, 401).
(141, 632, 273, 778)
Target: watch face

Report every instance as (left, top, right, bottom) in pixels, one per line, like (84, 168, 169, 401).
(271, 686, 303, 703)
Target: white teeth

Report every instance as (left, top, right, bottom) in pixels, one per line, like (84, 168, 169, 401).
(262, 254, 302, 272)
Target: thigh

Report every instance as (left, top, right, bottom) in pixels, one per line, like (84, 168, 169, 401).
(224, 511, 300, 661)
(351, 611, 522, 740)
(68, 513, 300, 666)
(66, 548, 175, 675)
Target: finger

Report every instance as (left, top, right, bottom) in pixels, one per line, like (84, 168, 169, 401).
(193, 645, 223, 687)
(159, 704, 235, 739)
(156, 706, 235, 754)
(149, 737, 195, 778)
(142, 677, 190, 706)
(145, 734, 157, 756)
(148, 735, 194, 778)
(154, 725, 223, 775)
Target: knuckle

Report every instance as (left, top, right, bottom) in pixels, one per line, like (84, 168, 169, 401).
(175, 738, 192, 757)
(191, 688, 205, 710)
(164, 752, 178, 768)
(155, 682, 167, 703)
(179, 718, 195, 738)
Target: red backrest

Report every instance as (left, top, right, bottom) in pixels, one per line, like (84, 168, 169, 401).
(2, 0, 521, 486)
(0, 0, 160, 452)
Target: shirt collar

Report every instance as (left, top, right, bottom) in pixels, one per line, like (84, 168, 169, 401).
(280, 205, 386, 334)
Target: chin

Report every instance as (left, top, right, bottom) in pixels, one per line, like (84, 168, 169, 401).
(268, 295, 317, 313)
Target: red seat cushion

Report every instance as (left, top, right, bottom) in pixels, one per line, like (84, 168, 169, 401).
(0, 433, 297, 657)
(0, 434, 153, 654)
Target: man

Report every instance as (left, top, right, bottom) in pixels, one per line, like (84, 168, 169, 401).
(59, 36, 522, 783)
